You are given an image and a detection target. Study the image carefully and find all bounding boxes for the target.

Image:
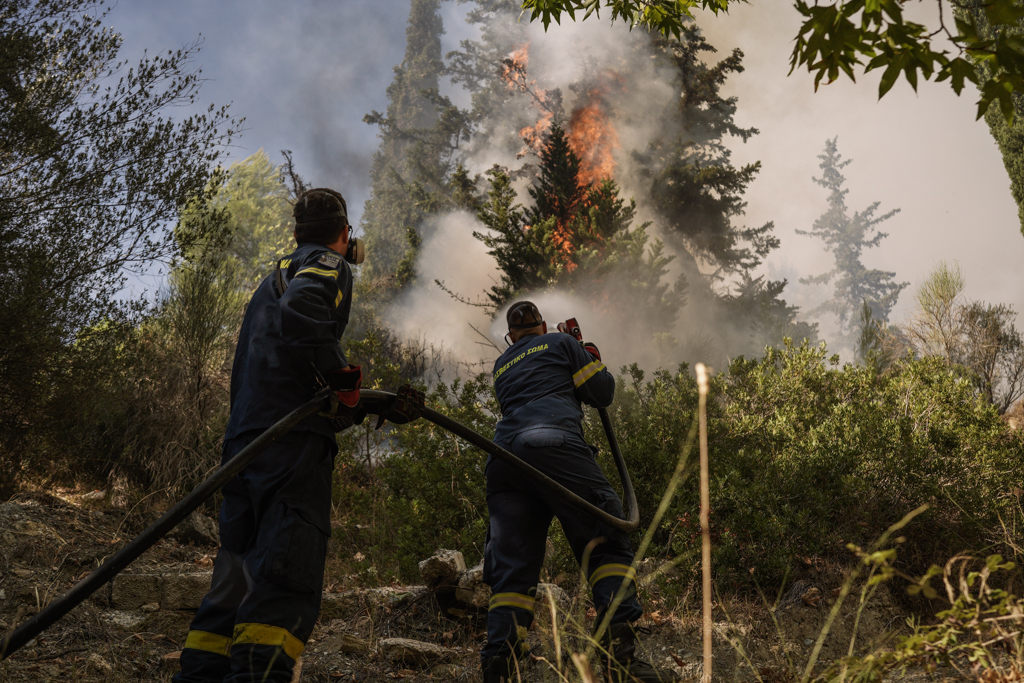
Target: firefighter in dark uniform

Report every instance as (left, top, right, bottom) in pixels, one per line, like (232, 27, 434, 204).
(481, 301, 679, 683)
(174, 188, 405, 683)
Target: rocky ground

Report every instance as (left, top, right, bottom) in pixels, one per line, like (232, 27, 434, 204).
(0, 491, 965, 683)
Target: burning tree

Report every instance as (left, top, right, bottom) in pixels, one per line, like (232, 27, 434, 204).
(475, 123, 687, 330)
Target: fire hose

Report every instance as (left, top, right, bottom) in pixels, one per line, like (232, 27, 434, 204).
(0, 388, 639, 660)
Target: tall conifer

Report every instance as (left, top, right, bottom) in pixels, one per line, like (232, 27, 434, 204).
(798, 138, 908, 341)
(476, 123, 687, 332)
(360, 0, 445, 286)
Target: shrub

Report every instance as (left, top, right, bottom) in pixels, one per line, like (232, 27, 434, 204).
(334, 374, 497, 580)
(330, 338, 1024, 590)
(590, 341, 1024, 589)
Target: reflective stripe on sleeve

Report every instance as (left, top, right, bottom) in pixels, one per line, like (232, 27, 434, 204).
(183, 629, 232, 657)
(572, 360, 606, 388)
(335, 290, 343, 307)
(588, 563, 637, 587)
(232, 622, 305, 661)
(488, 592, 536, 613)
(295, 267, 339, 279)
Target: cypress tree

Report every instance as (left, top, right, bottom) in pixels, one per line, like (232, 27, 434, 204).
(360, 0, 445, 286)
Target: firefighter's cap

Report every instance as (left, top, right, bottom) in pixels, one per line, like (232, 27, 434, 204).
(507, 300, 543, 330)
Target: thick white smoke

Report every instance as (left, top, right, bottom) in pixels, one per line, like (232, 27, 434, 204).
(384, 210, 503, 378)
(380, 8, 785, 378)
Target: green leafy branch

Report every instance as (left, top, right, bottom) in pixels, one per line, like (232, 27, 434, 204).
(790, 0, 1024, 123)
(519, 0, 731, 39)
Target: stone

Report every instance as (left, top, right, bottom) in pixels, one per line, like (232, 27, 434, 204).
(317, 632, 372, 655)
(102, 610, 146, 629)
(418, 549, 465, 592)
(161, 572, 212, 609)
(455, 561, 490, 609)
(87, 653, 112, 674)
(320, 586, 429, 621)
(169, 511, 219, 547)
(378, 637, 449, 666)
(532, 581, 573, 626)
(110, 573, 160, 610)
(319, 591, 362, 619)
(141, 602, 160, 613)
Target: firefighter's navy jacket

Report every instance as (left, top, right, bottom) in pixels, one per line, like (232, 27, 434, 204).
(225, 242, 353, 441)
(492, 332, 614, 444)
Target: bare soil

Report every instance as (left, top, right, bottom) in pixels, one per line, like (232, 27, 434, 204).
(0, 492, 966, 683)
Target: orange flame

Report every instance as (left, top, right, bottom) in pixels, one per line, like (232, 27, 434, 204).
(500, 44, 531, 87)
(519, 111, 553, 160)
(501, 43, 557, 159)
(568, 81, 620, 187)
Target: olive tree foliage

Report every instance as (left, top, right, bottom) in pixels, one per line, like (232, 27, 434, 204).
(521, 1, 1024, 124)
(106, 152, 299, 497)
(0, 0, 236, 494)
(899, 262, 1024, 413)
(176, 150, 294, 287)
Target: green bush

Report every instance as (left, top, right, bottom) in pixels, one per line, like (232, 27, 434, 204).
(331, 338, 1024, 589)
(587, 340, 1024, 589)
(334, 374, 498, 580)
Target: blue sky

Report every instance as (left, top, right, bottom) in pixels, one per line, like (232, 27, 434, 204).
(109, 0, 417, 226)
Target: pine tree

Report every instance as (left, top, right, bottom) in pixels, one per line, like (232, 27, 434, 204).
(798, 138, 908, 340)
(446, 5, 809, 354)
(639, 26, 775, 276)
(475, 123, 687, 329)
(637, 26, 812, 353)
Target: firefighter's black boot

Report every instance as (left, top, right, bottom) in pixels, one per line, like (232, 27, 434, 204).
(482, 655, 514, 683)
(598, 622, 681, 683)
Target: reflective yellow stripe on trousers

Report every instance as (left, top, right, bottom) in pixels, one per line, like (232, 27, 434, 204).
(488, 592, 536, 613)
(183, 630, 232, 657)
(588, 563, 637, 587)
(232, 623, 305, 661)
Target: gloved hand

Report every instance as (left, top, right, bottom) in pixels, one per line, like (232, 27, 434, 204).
(326, 365, 362, 408)
(384, 384, 426, 425)
(583, 342, 601, 362)
(318, 365, 364, 431)
(359, 384, 426, 429)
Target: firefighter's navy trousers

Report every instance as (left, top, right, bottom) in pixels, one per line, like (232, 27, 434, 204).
(174, 430, 336, 683)
(482, 426, 643, 663)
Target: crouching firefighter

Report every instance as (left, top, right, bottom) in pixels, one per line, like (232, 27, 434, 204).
(174, 188, 424, 683)
(482, 301, 680, 683)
